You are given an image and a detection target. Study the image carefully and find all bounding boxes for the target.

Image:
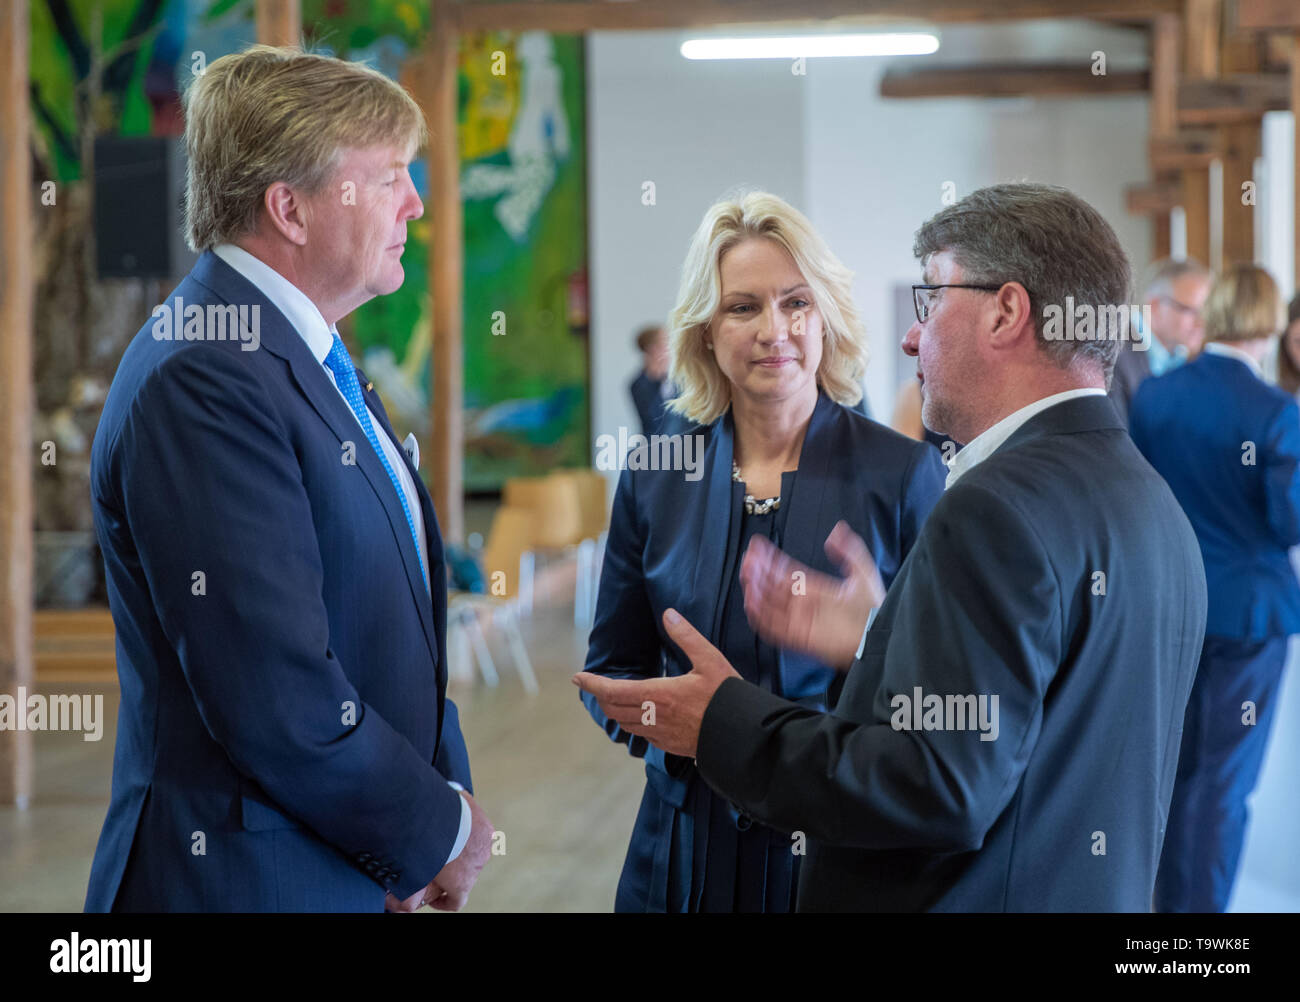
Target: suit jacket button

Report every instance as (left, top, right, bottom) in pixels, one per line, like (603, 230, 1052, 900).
(736, 813, 753, 831)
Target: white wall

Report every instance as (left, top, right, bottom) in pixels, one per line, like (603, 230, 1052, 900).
(587, 32, 806, 470)
(587, 21, 1153, 466)
(804, 20, 1152, 415)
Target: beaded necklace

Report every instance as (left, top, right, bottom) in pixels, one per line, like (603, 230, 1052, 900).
(732, 461, 781, 515)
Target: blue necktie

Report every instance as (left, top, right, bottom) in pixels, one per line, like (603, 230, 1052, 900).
(322, 332, 428, 587)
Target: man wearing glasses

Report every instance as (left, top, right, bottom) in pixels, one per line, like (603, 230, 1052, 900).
(1108, 258, 1211, 426)
(576, 182, 1208, 911)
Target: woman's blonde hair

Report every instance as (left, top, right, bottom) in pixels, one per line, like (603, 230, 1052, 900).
(182, 44, 427, 253)
(667, 190, 868, 425)
(1202, 264, 1284, 344)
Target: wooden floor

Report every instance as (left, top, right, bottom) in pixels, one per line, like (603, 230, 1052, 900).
(0, 600, 646, 913)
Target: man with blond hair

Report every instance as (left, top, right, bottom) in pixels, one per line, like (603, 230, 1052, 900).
(86, 45, 492, 912)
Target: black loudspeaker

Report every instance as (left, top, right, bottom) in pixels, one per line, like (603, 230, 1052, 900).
(93, 135, 196, 279)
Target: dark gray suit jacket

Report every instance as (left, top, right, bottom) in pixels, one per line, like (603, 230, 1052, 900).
(695, 394, 1207, 911)
(1107, 340, 1151, 428)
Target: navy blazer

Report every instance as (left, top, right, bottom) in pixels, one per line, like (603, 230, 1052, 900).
(581, 391, 945, 909)
(695, 395, 1207, 911)
(629, 371, 669, 435)
(85, 250, 472, 912)
(1131, 350, 1300, 641)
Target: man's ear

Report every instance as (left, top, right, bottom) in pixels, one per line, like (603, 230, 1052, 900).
(263, 181, 310, 247)
(988, 281, 1035, 350)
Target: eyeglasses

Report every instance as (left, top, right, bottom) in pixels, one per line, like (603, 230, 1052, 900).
(912, 283, 1008, 325)
(1158, 294, 1202, 317)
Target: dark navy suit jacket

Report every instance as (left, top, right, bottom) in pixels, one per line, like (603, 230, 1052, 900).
(581, 391, 945, 909)
(85, 250, 472, 912)
(696, 395, 1208, 911)
(1130, 350, 1300, 641)
(629, 371, 670, 435)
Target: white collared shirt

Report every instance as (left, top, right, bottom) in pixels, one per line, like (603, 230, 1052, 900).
(856, 385, 1106, 661)
(943, 387, 1107, 490)
(212, 243, 470, 870)
(1203, 341, 1266, 381)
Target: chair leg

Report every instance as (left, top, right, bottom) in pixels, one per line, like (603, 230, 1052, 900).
(466, 608, 500, 687)
(518, 550, 535, 617)
(587, 534, 607, 625)
(574, 538, 594, 629)
(502, 605, 539, 694)
(446, 610, 474, 684)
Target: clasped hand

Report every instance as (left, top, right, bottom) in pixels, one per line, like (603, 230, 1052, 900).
(384, 789, 494, 913)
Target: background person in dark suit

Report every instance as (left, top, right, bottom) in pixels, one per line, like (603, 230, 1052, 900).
(85, 45, 492, 913)
(628, 324, 675, 434)
(580, 190, 945, 912)
(577, 183, 1208, 911)
(1131, 264, 1300, 913)
(1108, 257, 1211, 427)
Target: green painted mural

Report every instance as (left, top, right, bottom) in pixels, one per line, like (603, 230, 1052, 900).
(30, 1, 590, 495)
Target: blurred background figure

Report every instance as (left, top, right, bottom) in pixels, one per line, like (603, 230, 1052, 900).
(628, 323, 675, 434)
(1130, 264, 1300, 913)
(1265, 293, 1300, 402)
(1109, 257, 1211, 427)
(582, 190, 944, 912)
(890, 376, 961, 458)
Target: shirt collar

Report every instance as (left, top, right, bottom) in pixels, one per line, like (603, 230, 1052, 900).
(212, 243, 337, 364)
(1202, 341, 1266, 381)
(1145, 332, 1188, 376)
(1134, 310, 1188, 377)
(944, 387, 1107, 490)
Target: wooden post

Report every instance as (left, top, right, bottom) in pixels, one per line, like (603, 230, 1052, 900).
(427, 1, 464, 544)
(255, 0, 300, 46)
(1293, 34, 1300, 288)
(1181, 0, 1220, 265)
(0, 0, 34, 807)
(1220, 118, 1260, 265)
(1151, 13, 1180, 258)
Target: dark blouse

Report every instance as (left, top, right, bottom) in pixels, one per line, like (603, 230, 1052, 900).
(580, 392, 949, 913)
(693, 471, 805, 912)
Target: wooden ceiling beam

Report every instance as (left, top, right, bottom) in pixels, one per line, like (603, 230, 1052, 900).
(1177, 72, 1290, 122)
(879, 63, 1148, 99)
(1147, 128, 1221, 170)
(456, 0, 1181, 33)
(1235, 0, 1300, 31)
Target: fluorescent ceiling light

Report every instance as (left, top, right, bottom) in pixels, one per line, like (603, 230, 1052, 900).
(681, 33, 940, 60)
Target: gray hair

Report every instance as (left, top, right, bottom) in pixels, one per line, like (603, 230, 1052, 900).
(1142, 256, 1210, 300)
(912, 183, 1132, 381)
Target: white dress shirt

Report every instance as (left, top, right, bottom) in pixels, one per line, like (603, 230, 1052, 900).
(943, 387, 1107, 490)
(855, 386, 1106, 660)
(212, 243, 471, 872)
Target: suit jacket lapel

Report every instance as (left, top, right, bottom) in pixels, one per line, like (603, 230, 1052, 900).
(778, 391, 839, 576)
(689, 410, 736, 643)
(191, 252, 441, 670)
(357, 373, 446, 685)
(687, 392, 840, 647)
(991, 393, 1124, 461)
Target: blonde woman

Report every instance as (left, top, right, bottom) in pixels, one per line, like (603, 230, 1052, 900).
(580, 191, 945, 912)
(1131, 264, 1300, 912)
